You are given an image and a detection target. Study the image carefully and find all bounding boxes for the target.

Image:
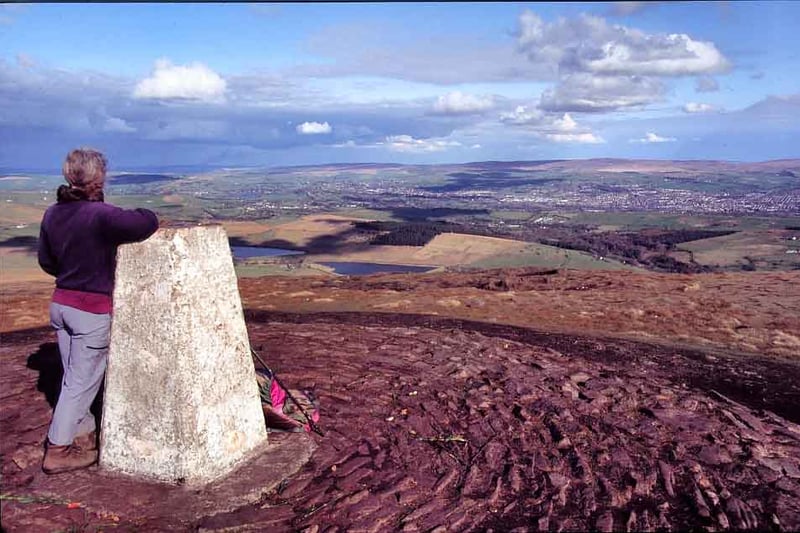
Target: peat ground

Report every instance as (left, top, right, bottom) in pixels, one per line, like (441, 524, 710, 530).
(2, 311, 799, 531)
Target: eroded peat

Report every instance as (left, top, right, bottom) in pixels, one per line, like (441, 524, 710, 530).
(212, 313, 800, 531)
(2, 314, 799, 531)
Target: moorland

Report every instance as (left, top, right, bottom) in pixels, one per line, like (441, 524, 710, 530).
(2, 158, 799, 531)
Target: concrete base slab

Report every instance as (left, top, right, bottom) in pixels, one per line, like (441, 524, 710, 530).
(8, 433, 315, 529)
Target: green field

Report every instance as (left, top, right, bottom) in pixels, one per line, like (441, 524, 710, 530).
(677, 230, 800, 270)
(466, 241, 642, 271)
(234, 261, 330, 278)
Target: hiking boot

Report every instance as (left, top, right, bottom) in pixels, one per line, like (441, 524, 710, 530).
(42, 442, 98, 475)
(74, 431, 97, 451)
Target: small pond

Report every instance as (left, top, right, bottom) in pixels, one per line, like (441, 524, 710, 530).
(319, 262, 435, 276)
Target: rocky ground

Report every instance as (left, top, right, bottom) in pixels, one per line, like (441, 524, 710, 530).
(2, 268, 800, 531)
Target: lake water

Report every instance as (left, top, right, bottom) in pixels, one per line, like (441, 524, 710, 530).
(231, 246, 304, 259)
(319, 262, 435, 275)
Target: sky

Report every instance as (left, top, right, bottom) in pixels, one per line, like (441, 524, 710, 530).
(1, 1, 799, 171)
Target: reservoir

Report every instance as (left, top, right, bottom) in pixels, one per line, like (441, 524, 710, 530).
(231, 246, 304, 259)
(319, 262, 435, 275)
(230, 248, 435, 275)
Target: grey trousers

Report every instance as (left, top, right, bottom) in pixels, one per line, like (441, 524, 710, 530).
(47, 302, 111, 446)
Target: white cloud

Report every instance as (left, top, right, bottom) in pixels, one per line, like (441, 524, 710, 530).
(500, 105, 545, 125)
(432, 91, 494, 115)
(551, 112, 578, 132)
(332, 140, 359, 148)
(631, 132, 677, 143)
(545, 132, 605, 144)
(683, 102, 718, 113)
(539, 73, 664, 113)
(103, 117, 136, 133)
(501, 106, 577, 130)
(695, 76, 719, 93)
(296, 121, 332, 134)
(336, 136, 460, 153)
(517, 11, 729, 77)
(585, 35, 727, 76)
(513, 10, 729, 117)
(500, 107, 604, 144)
(133, 59, 227, 102)
(382, 134, 462, 153)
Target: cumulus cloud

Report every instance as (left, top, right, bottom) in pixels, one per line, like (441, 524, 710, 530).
(683, 102, 718, 113)
(631, 132, 677, 143)
(514, 10, 730, 116)
(382, 134, 461, 153)
(296, 121, 332, 134)
(133, 59, 227, 102)
(332, 140, 359, 149)
(432, 91, 495, 115)
(695, 76, 719, 92)
(103, 117, 136, 133)
(544, 132, 605, 144)
(499, 105, 545, 126)
(500, 106, 605, 144)
(517, 11, 729, 77)
(517, 11, 730, 113)
(501, 106, 583, 131)
(540, 73, 663, 112)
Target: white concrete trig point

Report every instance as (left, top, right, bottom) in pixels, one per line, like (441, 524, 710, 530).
(100, 225, 268, 485)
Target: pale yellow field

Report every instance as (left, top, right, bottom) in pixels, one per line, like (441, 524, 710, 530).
(218, 220, 277, 239)
(308, 232, 634, 271)
(414, 233, 528, 264)
(265, 214, 363, 246)
(310, 232, 524, 267)
(0, 203, 45, 226)
(0, 249, 51, 283)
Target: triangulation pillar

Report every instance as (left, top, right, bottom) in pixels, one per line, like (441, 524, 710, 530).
(100, 225, 268, 485)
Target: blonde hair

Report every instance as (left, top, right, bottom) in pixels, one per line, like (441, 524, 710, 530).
(63, 148, 107, 188)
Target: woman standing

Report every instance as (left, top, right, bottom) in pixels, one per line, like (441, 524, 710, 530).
(37, 148, 159, 474)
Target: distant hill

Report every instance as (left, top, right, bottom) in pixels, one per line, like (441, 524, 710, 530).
(257, 158, 800, 175)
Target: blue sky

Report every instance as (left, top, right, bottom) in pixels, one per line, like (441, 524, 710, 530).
(1, 2, 798, 170)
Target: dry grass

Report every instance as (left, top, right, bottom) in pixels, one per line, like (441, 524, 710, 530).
(0, 203, 44, 226)
(236, 270, 800, 360)
(4, 269, 800, 360)
(218, 220, 276, 239)
(266, 214, 361, 247)
(0, 249, 51, 283)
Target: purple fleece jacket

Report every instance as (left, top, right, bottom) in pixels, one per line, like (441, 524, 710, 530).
(38, 201, 159, 296)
